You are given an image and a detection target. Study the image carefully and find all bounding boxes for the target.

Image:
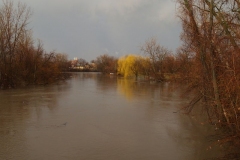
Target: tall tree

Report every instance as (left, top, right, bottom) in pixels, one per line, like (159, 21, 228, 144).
(178, 0, 240, 144)
(141, 38, 171, 81)
(0, 0, 31, 88)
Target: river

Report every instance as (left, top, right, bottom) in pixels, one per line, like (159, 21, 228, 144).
(0, 72, 224, 160)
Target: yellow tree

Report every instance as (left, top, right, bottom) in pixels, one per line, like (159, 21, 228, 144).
(118, 54, 144, 79)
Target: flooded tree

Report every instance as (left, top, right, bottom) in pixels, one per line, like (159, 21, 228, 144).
(117, 54, 144, 79)
(0, 0, 31, 88)
(177, 0, 240, 154)
(141, 38, 171, 81)
(0, 1, 70, 88)
(55, 53, 70, 72)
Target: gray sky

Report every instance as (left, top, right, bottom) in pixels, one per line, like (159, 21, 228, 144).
(13, 0, 182, 61)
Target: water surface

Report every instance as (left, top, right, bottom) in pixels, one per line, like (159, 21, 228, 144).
(0, 72, 223, 160)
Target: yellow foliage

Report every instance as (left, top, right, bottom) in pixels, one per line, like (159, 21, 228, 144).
(117, 54, 151, 78)
(118, 54, 140, 77)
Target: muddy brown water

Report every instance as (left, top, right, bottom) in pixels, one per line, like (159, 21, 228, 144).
(0, 72, 223, 160)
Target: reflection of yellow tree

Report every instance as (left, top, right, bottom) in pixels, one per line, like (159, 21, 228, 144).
(117, 79, 135, 100)
(117, 78, 150, 101)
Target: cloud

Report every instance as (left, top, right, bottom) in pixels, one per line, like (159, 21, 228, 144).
(2, 0, 182, 61)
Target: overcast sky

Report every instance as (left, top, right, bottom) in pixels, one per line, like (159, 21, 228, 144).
(11, 0, 182, 61)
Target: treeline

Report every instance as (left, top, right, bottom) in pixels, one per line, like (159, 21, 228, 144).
(93, 38, 192, 83)
(0, 1, 70, 89)
(117, 38, 192, 82)
(69, 55, 118, 74)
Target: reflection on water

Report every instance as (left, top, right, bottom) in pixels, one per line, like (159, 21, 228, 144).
(0, 73, 223, 160)
(117, 78, 179, 101)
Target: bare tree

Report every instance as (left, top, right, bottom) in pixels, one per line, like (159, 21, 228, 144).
(95, 54, 117, 74)
(0, 0, 31, 88)
(178, 0, 240, 151)
(141, 38, 171, 81)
